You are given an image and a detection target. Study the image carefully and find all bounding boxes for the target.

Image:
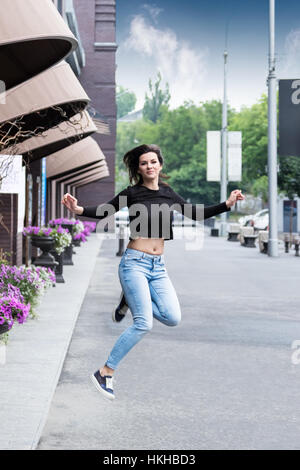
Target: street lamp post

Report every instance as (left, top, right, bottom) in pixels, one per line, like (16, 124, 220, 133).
(220, 49, 228, 237)
(267, 0, 279, 256)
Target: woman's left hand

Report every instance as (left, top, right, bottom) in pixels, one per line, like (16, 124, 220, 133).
(226, 189, 245, 208)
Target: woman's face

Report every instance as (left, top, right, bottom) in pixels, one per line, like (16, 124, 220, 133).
(138, 152, 162, 182)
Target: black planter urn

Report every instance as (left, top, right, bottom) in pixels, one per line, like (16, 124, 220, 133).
(0, 323, 11, 335)
(49, 249, 65, 283)
(61, 223, 74, 265)
(72, 237, 81, 247)
(31, 236, 58, 271)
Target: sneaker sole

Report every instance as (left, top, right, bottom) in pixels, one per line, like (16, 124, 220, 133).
(112, 308, 127, 323)
(112, 292, 128, 322)
(90, 374, 115, 400)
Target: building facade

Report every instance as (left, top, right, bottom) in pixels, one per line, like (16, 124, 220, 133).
(0, 0, 117, 265)
(72, 0, 117, 208)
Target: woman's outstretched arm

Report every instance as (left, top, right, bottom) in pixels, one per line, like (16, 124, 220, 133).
(169, 188, 245, 220)
(61, 186, 130, 220)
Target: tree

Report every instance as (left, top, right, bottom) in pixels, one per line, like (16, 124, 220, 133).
(278, 155, 300, 199)
(251, 175, 269, 206)
(143, 71, 170, 123)
(229, 94, 268, 192)
(116, 85, 137, 119)
(116, 99, 233, 205)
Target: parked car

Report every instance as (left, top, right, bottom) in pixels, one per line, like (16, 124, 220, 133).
(238, 209, 269, 228)
(253, 210, 269, 231)
(238, 214, 253, 226)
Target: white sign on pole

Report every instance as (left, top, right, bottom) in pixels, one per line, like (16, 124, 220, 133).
(206, 131, 221, 181)
(206, 131, 242, 181)
(227, 131, 242, 181)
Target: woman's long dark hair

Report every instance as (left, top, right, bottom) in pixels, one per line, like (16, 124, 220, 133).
(123, 144, 170, 186)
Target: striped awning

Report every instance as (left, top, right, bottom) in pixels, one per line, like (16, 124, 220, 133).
(0, 0, 77, 91)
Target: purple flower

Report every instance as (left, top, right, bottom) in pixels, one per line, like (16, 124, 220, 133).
(0, 294, 30, 330)
(49, 218, 76, 225)
(73, 232, 87, 242)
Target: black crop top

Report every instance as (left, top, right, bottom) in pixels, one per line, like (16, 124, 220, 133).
(80, 182, 231, 241)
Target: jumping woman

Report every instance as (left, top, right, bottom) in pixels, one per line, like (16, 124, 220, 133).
(61, 144, 245, 400)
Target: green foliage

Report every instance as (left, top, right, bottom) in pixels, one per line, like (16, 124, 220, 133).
(116, 87, 298, 207)
(0, 249, 12, 265)
(117, 99, 236, 204)
(143, 71, 170, 123)
(251, 175, 269, 204)
(116, 85, 137, 119)
(278, 155, 300, 199)
(229, 94, 268, 189)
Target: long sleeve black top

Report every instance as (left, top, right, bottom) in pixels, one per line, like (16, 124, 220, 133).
(81, 182, 230, 240)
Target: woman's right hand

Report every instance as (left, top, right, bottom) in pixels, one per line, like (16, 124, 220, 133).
(61, 193, 79, 213)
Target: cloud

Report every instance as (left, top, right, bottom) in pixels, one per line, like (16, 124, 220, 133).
(141, 3, 163, 24)
(123, 15, 208, 108)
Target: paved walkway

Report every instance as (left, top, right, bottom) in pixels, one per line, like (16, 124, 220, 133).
(34, 229, 300, 450)
(0, 233, 103, 450)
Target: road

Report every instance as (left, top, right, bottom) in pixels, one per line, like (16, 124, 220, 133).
(37, 228, 300, 450)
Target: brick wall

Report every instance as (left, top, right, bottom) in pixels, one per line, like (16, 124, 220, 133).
(73, 0, 117, 208)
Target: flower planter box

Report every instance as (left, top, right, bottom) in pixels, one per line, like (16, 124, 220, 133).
(61, 223, 74, 265)
(72, 238, 81, 247)
(31, 235, 58, 271)
(62, 243, 74, 265)
(0, 323, 10, 335)
(49, 249, 65, 283)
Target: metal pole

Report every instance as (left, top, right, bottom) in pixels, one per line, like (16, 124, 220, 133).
(220, 49, 228, 237)
(267, 0, 279, 256)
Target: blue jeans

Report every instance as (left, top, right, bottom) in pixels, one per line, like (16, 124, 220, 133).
(105, 248, 181, 370)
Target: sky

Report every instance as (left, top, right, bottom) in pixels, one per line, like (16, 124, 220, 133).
(116, 0, 300, 112)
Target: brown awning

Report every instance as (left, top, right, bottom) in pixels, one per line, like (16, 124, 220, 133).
(52, 160, 106, 183)
(0, 0, 77, 91)
(71, 168, 110, 188)
(57, 161, 108, 185)
(66, 167, 109, 197)
(0, 61, 90, 151)
(59, 167, 110, 218)
(49, 162, 109, 221)
(2, 111, 97, 163)
(46, 136, 106, 178)
(64, 165, 109, 191)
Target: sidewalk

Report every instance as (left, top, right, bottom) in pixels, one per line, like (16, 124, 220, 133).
(0, 233, 103, 450)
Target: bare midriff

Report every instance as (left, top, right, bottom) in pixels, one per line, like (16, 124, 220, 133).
(127, 237, 165, 255)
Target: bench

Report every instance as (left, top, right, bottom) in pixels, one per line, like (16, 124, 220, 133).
(240, 226, 258, 247)
(258, 230, 269, 253)
(227, 223, 240, 241)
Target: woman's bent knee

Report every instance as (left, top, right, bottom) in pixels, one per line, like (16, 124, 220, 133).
(166, 309, 181, 326)
(168, 316, 181, 327)
(133, 316, 153, 333)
